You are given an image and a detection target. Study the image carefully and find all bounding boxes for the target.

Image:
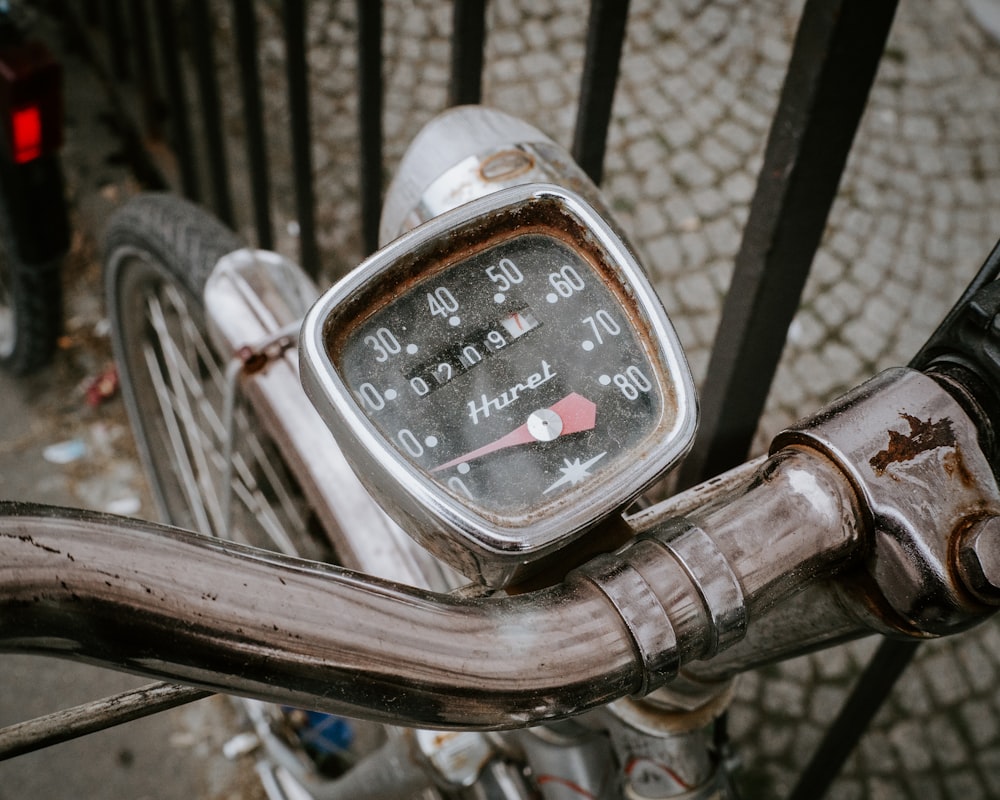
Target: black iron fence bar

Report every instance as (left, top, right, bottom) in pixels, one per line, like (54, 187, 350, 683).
(231, 1, 273, 251)
(153, 0, 199, 202)
(677, 0, 898, 489)
(103, 0, 129, 81)
(190, 2, 234, 227)
(449, 0, 487, 107)
(571, 0, 630, 186)
(126, 2, 161, 141)
(83, 0, 100, 25)
(357, 0, 383, 257)
(282, 0, 319, 277)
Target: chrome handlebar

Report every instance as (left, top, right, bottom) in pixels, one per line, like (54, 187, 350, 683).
(3, 366, 995, 729)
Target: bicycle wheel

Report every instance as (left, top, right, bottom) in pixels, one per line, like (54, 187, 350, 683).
(104, 193, 330, 561)
(105, 193, 389, 784)
(0, 191, 61, 375)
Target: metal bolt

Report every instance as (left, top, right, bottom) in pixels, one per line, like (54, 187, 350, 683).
(957, 515, 1000, 604)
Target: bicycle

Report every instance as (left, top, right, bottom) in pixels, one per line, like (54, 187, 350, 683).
(2, 99, 1000, 799)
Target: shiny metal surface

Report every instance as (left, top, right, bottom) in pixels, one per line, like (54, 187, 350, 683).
(605, 699, 717, 799)
(774, 367, 1000, 635)
(956, 515, 1000, 604)
(0, 460, 861, 730)
(0, 502, 643, 729)
(0, 681, 209, 759)
(4, 355, 1000, 753)
(516, 721, 618, 800)
(0, 369, 913, 731)
(689, 367, 1000, 680)
(683, 581, 868, 683)
(592, 446, 863, 687)
(379, 106, 605, 244)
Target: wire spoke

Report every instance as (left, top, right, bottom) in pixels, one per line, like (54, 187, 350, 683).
(146, 293, 226, 534)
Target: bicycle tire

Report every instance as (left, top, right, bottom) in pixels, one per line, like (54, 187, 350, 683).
(104, 193, 330, 561)
(0, 190, 61, 375)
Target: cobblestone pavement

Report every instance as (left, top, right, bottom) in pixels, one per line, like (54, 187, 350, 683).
(28, 0, 1000, 798)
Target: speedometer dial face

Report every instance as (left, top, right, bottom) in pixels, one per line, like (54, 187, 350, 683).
(302, 185, 696, 584)
(337, 232, 667, 523)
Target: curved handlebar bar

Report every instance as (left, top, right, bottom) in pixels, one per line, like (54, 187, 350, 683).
(1, 502, 641, 729)
(0, 445, 858, 730)
(2, 368, 998, 731)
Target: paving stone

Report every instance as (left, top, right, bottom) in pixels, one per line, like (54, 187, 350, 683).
(646, 235, 684, 277)
(952, 639, 998, 694)
(829, 779, 865, 800)
(859, 730, 898, 775)
(904, 775, 946, 800)
(812, 641, 859, 682)
(810, 684, 849, 727)
(679, 229, 710, 268)
(944, 771, 987, 800)
(926, 715, 972, 768)
(826, 228, 861, 261)
(715, 119, 759, 157)
(691, 186, 728, 219)
(675, 271, 718, 312)
(634, 200, 670, 239)
(920, 649, 973, 707)
(721, 170, 755, 204)
(976, 749, 1000, 796)
(703, 216, 741, 259)
(762, 677, 807, 718)
(890, 720, 935, 771)
(902, 114, 942, 143)
(959, 698, 999, 749)
(660, 117, 697, 150)
(842, 317, 890, 365)
(758, 721, 795, 758)
(655, 41, 690, 72)
(699, 136, 740, 173)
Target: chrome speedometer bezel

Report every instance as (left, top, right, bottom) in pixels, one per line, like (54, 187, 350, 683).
(300, 183, 697, 586)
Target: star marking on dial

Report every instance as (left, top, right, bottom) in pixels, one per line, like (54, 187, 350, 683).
(543, 451, 608, 495)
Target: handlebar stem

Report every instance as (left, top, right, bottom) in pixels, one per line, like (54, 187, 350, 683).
(773, 367, 1000, 636)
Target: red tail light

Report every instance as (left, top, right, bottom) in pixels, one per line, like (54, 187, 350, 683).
(0, 41, 63, 164)
(12, 104, 42, 163)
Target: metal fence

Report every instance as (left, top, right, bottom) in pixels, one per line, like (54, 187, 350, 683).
(61, 1, 916, 796)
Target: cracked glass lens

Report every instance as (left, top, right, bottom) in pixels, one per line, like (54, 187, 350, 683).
(338, 233, 665, 521)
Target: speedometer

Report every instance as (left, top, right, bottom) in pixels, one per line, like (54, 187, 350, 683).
(301, 184, 697, 586)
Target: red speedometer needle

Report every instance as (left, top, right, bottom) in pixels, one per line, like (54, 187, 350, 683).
(432, 393, 597, 472)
